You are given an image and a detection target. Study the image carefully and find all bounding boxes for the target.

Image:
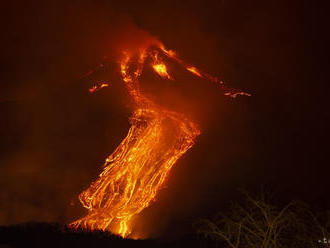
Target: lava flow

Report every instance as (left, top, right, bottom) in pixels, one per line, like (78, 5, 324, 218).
(70, 40, 250, 238)
(88, 81, 109, 93)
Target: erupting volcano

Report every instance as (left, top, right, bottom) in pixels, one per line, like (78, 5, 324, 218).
(70, 38, 250, 238)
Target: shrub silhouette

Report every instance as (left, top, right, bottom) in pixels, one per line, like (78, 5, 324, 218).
(195, 189, 330, 248)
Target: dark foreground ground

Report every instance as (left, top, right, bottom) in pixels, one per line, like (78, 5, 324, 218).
(0, 222, 210, 248)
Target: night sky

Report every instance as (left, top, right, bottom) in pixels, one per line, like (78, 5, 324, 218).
(0, 0, 328, 238)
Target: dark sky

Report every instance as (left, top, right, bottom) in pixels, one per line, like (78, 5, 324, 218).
(0, 0, 328, 238)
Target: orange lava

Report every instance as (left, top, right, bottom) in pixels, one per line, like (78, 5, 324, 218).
(186, 66, 202, 77)
(89, 82, 109, 93)
(152, 63, 172, 79)
(70, 40, 249, 238)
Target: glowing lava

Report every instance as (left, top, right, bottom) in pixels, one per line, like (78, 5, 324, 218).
(70, 40, 250, 238)
(89, 82, 109, 93)
(186, 66, 202, 77)
(152, 63, 172, 79)
(150, 50, 172, 79)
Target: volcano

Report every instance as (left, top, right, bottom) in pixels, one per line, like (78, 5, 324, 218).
(69, 40, 250, 238)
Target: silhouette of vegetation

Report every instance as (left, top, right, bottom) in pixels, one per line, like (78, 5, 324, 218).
(1, 189, 329, 248)
(195, 189, 330, 248)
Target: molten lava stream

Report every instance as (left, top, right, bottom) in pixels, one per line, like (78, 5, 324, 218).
(70, 42, 249, 238)
(70, 48, 200, 238)
(71, 108, 199, 237)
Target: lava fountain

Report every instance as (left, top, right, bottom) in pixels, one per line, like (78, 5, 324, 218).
(70, 39, 250, 238)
